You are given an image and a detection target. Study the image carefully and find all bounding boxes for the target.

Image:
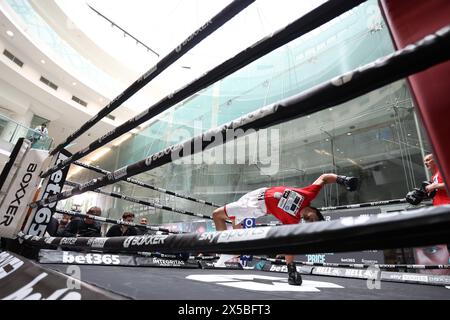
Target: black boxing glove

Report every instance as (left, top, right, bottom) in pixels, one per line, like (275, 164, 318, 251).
(421, 181, 437, 199)
(406, 188, 426, 205)
(336, 175, 358, 191)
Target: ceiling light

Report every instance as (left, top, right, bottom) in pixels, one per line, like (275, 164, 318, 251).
(328, 108, 333, 111)
(40, 59, 46, 64)
(347, 132, 352, 136)
(6, 30, 14, 37)
(99, 97, 104, 102)
(72, 82, 77, 86)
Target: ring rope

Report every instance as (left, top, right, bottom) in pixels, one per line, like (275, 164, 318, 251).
(64, 181, 231, 224)
(41, 0, 367, 178)
(19, 205, 450, 256)
(31, 25, 450, 207)
(318, 198, 408, 211)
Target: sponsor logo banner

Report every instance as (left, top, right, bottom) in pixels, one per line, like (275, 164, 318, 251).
(0, 147, 47, 238)
(39, 250, 199, 269)
(24, 149, 71, 237)
(380, 271, 450, 285)
(135, 256, 199, 269)
(1, 251, 116, 299)
(39, 250, 126, 266)
(198, 260, 243, 270)
(297, 208, 385, 265)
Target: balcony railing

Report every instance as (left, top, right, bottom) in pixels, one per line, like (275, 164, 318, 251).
(0, 113, 53, 151)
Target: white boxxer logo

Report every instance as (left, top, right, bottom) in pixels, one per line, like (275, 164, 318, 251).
(0, 163, 37, 227)
(123, 234, 167, 248)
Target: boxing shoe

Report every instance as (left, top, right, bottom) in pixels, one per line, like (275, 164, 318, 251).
(336, 175, 358, 191)
(287, 263, 302, 286)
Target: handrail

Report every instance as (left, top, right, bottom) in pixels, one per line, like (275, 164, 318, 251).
(0, 113, 53, 149)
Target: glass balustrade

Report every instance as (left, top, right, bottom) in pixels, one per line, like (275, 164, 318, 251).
(0, 113, 53, 151)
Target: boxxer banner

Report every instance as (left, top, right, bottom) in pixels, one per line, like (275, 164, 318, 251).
(0, 140, 48, 239)
(23, 149, 72, 237)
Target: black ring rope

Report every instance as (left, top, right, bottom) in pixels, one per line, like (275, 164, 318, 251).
(64, 181, 231, 224)
(19, 205, 450, 256)
(48, 0, 255, 157)
(31, 25, 450, 207)
(41, 0, 367, 177)
(318, 198, 408, 211)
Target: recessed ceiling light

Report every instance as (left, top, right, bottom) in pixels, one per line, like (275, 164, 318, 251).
(99, 97, 104, 102)
(40, 59, 46, 64)
(347, 132, 352, 136)
(72, 82, 77, 86)
(328, 108, 333, 111)
(6, 30, 14, 37)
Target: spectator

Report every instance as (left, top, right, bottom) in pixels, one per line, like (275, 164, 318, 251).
(423, 154, 450, 205)
(413, 154, 450, 275)
(46, 216, 59, 237)
(413, 245, 450, 275)
(106, 212, 138, 237)
(30, 123, 48, 146)
(136, 217, 149, 235)
(62, 206, 102, 237)
(56, 214, 71, 237)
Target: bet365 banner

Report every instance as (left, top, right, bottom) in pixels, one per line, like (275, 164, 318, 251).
(23, 149, 72, 237)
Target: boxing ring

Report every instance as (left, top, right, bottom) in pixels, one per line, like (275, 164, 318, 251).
(1, 0, 450, 302)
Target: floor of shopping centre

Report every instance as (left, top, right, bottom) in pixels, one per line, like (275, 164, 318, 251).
(41, 264, 449, 300)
